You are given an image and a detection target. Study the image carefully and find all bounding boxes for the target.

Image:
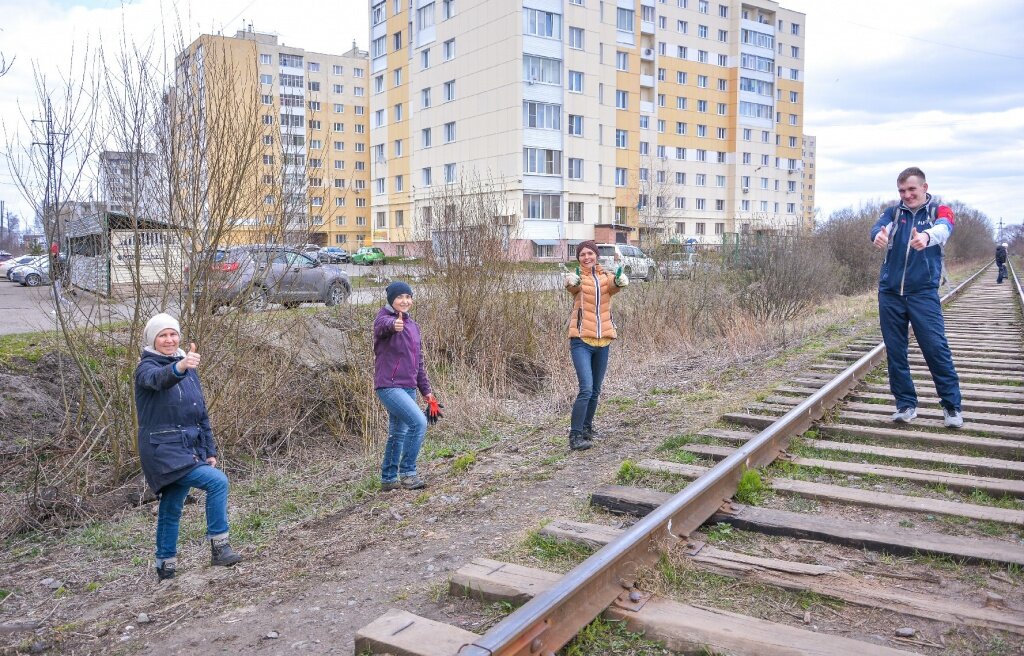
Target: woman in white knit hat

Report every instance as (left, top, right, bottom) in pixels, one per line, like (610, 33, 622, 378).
(135, 313, 241, 580)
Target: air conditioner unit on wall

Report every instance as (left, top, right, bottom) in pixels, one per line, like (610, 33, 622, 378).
(741, 187, 749, 193)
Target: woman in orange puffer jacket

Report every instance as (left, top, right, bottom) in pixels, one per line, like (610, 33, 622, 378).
(564, 240, 629, 451)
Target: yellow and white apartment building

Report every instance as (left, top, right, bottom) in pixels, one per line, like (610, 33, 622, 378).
(802, 133, 816, 227)
(177, 30, 371, 248)
(369, 0, 807, 259)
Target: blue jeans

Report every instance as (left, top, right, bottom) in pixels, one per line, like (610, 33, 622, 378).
(878, 291, 961, 412)
(569, 338, 610, 434)
(155, 464, 230, 561)
(376, 387, 428, 482)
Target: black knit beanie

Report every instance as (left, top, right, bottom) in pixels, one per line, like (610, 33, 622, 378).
(386, 281, 414, 307)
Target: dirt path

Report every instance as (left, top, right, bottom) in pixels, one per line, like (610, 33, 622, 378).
(0, 298, 877, 655)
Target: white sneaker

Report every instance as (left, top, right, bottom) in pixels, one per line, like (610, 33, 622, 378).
(891, 407, 917, 423)
(943, 408, 964, 429)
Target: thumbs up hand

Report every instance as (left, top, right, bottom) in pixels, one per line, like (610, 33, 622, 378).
(909, 226, 930, 251)
(873, 225, 889, 249)
(394, 312, 405, 332)
(180, 342, 201, 371)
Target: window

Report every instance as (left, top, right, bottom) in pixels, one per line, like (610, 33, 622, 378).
(696, 198, 706, 210)
(422, 128, 432, 147)
(308, 61, 320, 72)
(393, 31, 402, 51)
(280, 54, 303, 68)
(697, 75, 708, 88)
(698, 25, 708, 38)
(696, 221, 706, 235)
(421, 87, 431, 108)
(615, 129, 627, 148)
(657, 94, 666, 107)
(393, 68, 402, 86)
(523, 101, 561, 129)
(374, 75, 384, 93)
(444, 121, 456, 142)
(568, 114, 583, 136)
(421, 49, 430, 69)
(698, 0, 708, 13)
(677, 45, 687, 58)
(523, 147, 562, 175)
(394, 175, 404, 192)
(676, 95, 687, 109)
(523, 194, 560, 220)
(791, 23, 800, 35)
(676, 121, 686, 135)
(334, 140, 344, 150)
(371, 1, 385, 24)
(524, 55, 562, 85)
(791, 45, 800, 58)
(422, 168, 432, 185)
(789, 113, 798, 125)
(395, 210, 404, 227)
(417, 3, 434, 29)
(333, 103, 343, 112)
(332, 84, 344, 94)
(568, 201, 583, 222)
(677, 20, 688, 33)
(697, 125, 707, 137)
(260, 73, 273, 84)
(443, 79, 455, 101)
(569, 26, 584, 49)
(261, 94, 272, 105)
(615, 90, 628, 109)
(615, 167, 627, 186)
(372, 36, 387, 58)
(393, 103, 403, 121)
(332, 64, 343, 75)
(616, 7, 634, 32)
(696, 149, 707, 162)
(568, 158, 583, 180)
(697, 100, 708, 113)
(789, 136, 798, 148)
(616, 51, 628, 71)
(374, 109, 385, 127)
(568, 70, 583, 92)
(444, 38, 456, 60)
(740, 53, 774, 73)
(524, 8, 561, 38)
(717, 127, 726, 139)
(675, 148, 686, 160)
(394, 139, 403, 156)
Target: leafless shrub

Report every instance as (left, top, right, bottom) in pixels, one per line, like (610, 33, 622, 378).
(733, 232, 838, 323)
(814, 201, 890, 295)
(942, 200, 995, 263)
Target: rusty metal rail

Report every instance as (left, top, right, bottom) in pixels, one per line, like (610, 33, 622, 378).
(458, 263, 991, 656)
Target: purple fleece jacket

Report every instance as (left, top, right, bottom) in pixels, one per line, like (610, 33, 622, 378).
(373, 305, 432, 396)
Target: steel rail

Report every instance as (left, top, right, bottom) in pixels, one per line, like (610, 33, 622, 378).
(459, 262, 989, 656)
(1010, 259, 1024, 312)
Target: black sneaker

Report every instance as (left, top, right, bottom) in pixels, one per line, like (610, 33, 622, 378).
(569, 431, 592, 451)
(582, 426, 600, 440)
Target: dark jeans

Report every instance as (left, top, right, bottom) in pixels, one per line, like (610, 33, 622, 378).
(997, 263, 1006, 284)
(376, 387, 428, 482)
(569, 338, 610, 434)
(878, 291, 961, 412)
(156, 464, 230, 561)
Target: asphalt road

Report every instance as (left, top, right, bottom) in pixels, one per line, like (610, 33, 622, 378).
(0, 280, 61, 335)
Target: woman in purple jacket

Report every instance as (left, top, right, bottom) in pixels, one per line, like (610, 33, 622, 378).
(373, 281, 437, 491)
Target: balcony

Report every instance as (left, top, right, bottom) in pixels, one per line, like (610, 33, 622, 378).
(641, 20, 655, 35)
(640, 100, 655, 114)
(640, 74, 655, 88)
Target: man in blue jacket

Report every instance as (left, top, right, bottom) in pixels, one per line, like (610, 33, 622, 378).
(870, 167, 963, 428)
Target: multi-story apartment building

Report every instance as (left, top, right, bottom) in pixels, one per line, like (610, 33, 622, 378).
(369, 0, 806, 260)
(99, 151, 162, 217)
(176, 29, 370, 248)
(801, 134, 816, 228)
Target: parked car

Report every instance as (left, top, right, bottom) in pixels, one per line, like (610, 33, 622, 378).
(318, 247, 350, 263)
(0, 251, 12, 263)
(18, 260, 51, 287)
(188, 244, 351, 312)
(7, 256, 47, 282)
(1, 255, 38, 279)
(596, 243, 656, 281)
(351, 246, 387, 266)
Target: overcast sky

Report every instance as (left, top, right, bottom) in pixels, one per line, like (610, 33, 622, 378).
(1, 0, 1021, 231)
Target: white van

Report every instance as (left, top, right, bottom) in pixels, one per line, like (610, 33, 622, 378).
(596, 243, 656, 281)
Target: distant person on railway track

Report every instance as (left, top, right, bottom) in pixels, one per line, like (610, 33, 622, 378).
(871, 167, 963, 429)
(563, 240, 630, 451)
(996, 242, 1008, 284)
(374, 281, 438, 491)
(135, 313, 242, 581)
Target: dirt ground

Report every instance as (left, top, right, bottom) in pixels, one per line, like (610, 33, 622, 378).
(1, 294, 917, 655)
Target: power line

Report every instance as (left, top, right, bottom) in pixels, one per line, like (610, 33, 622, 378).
(841, 19, 1024, 60)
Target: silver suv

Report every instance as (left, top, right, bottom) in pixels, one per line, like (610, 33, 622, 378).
(189, 245, 351, 311)
(596, 243, 656, 281)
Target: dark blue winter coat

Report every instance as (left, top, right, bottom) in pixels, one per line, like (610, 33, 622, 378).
(870, 194, 955, 296)
(135, 350, 217, 493)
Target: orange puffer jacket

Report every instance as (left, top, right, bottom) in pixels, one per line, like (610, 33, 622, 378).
(566, 264, 622, 339)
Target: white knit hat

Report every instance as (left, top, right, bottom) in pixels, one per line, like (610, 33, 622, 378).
(143, 313, 180, 349)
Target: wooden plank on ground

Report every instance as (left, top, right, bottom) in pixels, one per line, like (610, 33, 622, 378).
(591, 483, 1024, 565)
(678, 444, 1024, 497)
(450, 558, 562, 604)
(817, 423, 1024, 458)
(453, 555, 917, 655)
(837, 411, 1024, 440)
(804, 439, 1024, 478)
(354, 608, 479, 656)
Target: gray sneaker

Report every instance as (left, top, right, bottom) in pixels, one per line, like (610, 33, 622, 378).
(400, 475, 426, 490)
(381, 480, 400, 492)
(891, 407, 917, 423)
(943, 407, 964, 429)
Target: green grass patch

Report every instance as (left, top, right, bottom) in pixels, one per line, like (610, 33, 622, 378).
(735, 469, 766, 506)
(616, 460, 645, 485)
(563, 617, 672, 656)
(0, 331, 54, 367)
(451, 452, 476, 473)
(705, 522, 734, 543)
(523, 532, 593, 569)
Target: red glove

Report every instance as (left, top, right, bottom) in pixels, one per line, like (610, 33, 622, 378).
(425, 397, 444, 425)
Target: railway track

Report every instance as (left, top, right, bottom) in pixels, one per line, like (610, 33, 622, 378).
(356, 260, 1024, 655)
